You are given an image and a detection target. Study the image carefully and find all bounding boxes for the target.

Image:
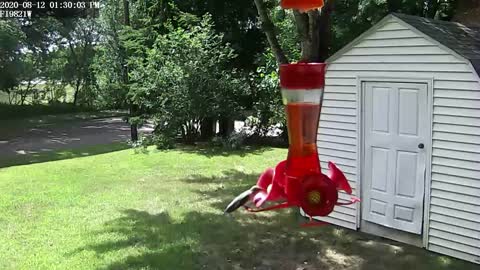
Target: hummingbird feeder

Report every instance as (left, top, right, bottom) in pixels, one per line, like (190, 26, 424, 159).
(281, 0, 325, 12)
(225, 0, 360, 227)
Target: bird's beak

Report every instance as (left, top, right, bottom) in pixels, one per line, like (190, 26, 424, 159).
(223, 186, 263, 214)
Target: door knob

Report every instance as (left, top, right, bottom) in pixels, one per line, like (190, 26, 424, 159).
(418, 143, 424, 149)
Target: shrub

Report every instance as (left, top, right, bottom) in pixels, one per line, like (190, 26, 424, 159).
(130, 134, 176, 152)
(209, 131, 248, 150)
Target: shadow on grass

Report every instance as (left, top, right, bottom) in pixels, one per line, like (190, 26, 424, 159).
(73, 170, 476, 270)
(0, 143, 129, 169)
(177, 145, 275, 158)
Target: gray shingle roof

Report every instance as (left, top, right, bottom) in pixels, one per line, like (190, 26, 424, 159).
(393, 13, 480, 76)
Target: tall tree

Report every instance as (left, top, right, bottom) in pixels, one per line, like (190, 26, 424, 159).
(176, 0, 266, 71)
(254, 0, 459, 64)
(92, 0, 127, 109)
(14, 52, 43, 105)
(253, 0, 335, 63)
(0, 21, 25, 97)
(453, 0, 480, 25)
(121, 0, 139, 142)
(61, 19, 98, 106)
(126, 14, 244, 144)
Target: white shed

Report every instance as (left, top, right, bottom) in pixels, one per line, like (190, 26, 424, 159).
(315, 13, 480, 263)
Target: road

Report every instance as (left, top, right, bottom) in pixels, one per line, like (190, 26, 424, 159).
(0, 117, 152, 160)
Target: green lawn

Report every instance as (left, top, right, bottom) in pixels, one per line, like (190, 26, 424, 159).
(0, 84, 75, 105)
(0, 146, 476, 270)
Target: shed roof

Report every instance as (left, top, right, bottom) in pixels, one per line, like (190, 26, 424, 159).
(393, 13, 480, 75)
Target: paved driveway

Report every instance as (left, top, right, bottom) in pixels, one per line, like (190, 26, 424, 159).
(0, 117, 152, 160)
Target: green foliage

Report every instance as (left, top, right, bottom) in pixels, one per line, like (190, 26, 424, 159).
(331, 0, 457, 54)
(1, 16, 96, 106)
(0, 21, 25, 92)
(0, 0, 463, 142)
(60, 18, 99, 106)
(8, 52, 43, 105)
(128, 13, 247, 143)
(249, 51, 286, 137)
(272, 8, 301, 61)
(132, 133, 177, 151)
(91, 1, 128, 109)
(246, 6, 301, 138)
(210, 131, 249, 150)
(175, 0, 266, 70)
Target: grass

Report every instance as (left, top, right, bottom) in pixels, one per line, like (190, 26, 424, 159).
(0, 145, 476, 270)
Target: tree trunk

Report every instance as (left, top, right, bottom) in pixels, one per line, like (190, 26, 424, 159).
(123, 0, 138, 142)
(425, 0, 440, 18)
(130, 108, 139, 142)
(253, 0, 289, 64)
(317, 0, 334, 61)
(254, 0, 334, 64)
(8, 91, 14, 105)
(73, 78, 81, 106)
(20, 91, 26, 106)
(123, 0, 130, 25)
(219, 117, 235, 138)
(293, 1, 334, 62)
(200, 117, 216, 140)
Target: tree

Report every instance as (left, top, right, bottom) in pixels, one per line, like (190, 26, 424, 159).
(253, 0, 335, 63)
(248, 0, 461, 140)
(0, 21, 25, 98)
(14, 52, 43, 105)
(175, 0, 266, 71)
(453, 0, 480, 25)
(42, 47, 70, 103)
(63, 19, 98, 106)
(92, 0, 127, 109)
(122, 0, 140, 142)
(253, 0, 459, 64)
(172, 0, 268, 137)
(127, 14, 244, 144)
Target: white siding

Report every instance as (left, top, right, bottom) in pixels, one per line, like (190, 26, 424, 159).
(318, 17, 480, 263)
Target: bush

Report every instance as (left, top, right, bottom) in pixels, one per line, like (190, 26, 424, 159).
(129, 133, 176, 152)
(226, 131, 248, 149)
(209, 131, 248, 150)
(209, 136, 225, 148)
(152, 134, 176, 150)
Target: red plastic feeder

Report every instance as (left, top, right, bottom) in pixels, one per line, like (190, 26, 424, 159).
(225, 63, 360, 227)
(249, 64, 359, 222)
(281, 0, 324, 11)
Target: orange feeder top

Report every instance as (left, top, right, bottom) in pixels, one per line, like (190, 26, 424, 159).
(281, 0, 324, 11)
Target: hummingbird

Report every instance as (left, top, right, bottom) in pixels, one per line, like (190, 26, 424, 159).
(224, 185, 263, 214)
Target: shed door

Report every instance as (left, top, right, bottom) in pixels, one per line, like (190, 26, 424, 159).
(362, 82, 428, 234)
